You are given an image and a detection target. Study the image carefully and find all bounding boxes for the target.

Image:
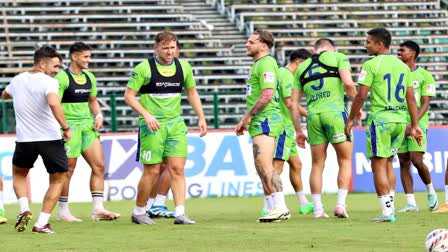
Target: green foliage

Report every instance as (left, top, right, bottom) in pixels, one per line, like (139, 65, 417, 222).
(0, 192, 446, 251)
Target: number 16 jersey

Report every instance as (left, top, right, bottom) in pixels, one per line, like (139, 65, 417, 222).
(357, 54, 411, 124)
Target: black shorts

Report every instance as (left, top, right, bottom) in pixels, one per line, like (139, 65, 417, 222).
(12, 140, 68, 174)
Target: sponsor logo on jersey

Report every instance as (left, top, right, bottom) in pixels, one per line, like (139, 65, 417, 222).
(263, 72, 275, 83)
(75, 88, 91, 94)
(156, 82, 181, 87)
(358, 70, 367, 81)
(426, 84, 436, 95)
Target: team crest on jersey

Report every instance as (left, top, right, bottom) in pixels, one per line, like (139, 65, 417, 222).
(413, 80, 419, 88)
(73, 75, 87, 85)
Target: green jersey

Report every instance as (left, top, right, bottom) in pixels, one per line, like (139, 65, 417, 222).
(55, 69, 97, 122)
(246, 55, 280, 116)
(409, 66, 436, 128)
(357, 54, 411, 124)
(278, 67, 293, 126)
(127, 58, 196, 123)
(293, 51, 350, 115)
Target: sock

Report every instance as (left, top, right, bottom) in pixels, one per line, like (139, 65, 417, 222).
(379, 194, 393, 216)
(271, 192, 287, 209)
(0, 191, 4, 210)
(58, 196, 69, 216)
(296, 191, 309, 206)
(405, 194, 417, 206)
(18, 197, 30, 213)
(175, 206, 185, 217)
(154, 194, 167, 206)
(267, 195, 273, 211)
(426, 182, 436, 194)
(445, 185, 448, 204)
(146, 198, 155, 211)
(263, 195, 272, 212)
(312, 194, 323, 212)
(133, 206, 146, 215)
(36, 212, 51, 228)
(336, 189, 348, 208)
(91, 191, 104, 212)
(390, 190, 395, 200)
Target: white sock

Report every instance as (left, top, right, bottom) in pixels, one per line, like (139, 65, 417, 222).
(271, 192, 287, 209)
(154, 194, 167, 206)
(390, 190, 395, 200)
(263, 195, 272, 212)
(36, 212, 51, 228)
(296, 191, 309, 206)
(405, 194, 417, 206)
(175, 206, 185, 217)
(0, 191, 4, 209)
(18, 197, 30, 213)
(133, 206, 146, 215)
(146, 198, 155, 211)
(445, 185, 448, 204)
(336, 189, 348, 207)
(379, 194, 394, 216)
(91, 191, 104, 212)
(58, 196, 70, 216)
(426, 182, 436, 194)
(312, 194, 323, 212)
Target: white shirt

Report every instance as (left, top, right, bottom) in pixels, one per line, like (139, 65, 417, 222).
(6, 72, 62, 142)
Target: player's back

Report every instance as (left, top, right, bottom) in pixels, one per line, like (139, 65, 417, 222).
(294, 51, 348, 115)
(358, 54, 410, 124)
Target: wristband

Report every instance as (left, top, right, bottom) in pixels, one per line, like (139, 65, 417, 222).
(61, 127, 70, 132)
(95, 113, 103, 120)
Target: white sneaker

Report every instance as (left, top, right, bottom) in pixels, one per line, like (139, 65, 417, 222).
(314, 209, 329, 219)
(257, 208, 290, 223)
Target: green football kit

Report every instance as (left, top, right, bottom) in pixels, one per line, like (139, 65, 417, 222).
(357, 54, 412, 158)
(246, 55, 283, 138)
(293, 51, 351, 145)
(127, 57, 195, 164)
(274, 67, 298, 161)
(56, 69, 99, 158)
(398, 66, 436, 153)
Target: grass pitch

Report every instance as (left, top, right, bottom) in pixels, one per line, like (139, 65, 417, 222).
(1, 192, 446, 252)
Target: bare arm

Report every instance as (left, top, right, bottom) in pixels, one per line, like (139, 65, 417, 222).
(235, 88, 273, 136)
(289, 89, 307, 148)
(185, 87, 207, 137)
(48, 92, 71, 140)
(417, 96, 431, 121)
(339, 69, 357, 101)
(88, 96, 103, 130)
(124, 87, 160, 131)
(345, 85, 369, 137)
(1, 89, 12, 100)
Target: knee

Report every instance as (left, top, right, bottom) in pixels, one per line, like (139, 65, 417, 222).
(92, 163, 105, 176)
(169, 166, 184, 178)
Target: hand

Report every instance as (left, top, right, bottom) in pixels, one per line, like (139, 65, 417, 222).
(345, 119, 353, 138)
(404, 124, 411, 137)
(93, 116, 103, 131)
(409, 125, 423, 147)
(198, 117, 208, 137)
(63, 128, 72, 141)
(235, 115, 251, 136)
(295, 129, 308, 149)
(143, 114, 160, 131)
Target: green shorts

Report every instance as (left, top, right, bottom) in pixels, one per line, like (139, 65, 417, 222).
(248, 112, 283, 139)
(306, 111, 351, 145)
(366, 121, 407, 158)
(137, 117, 188, 164)
(64, 120, 100, 158)
(398, 128, 427, 153)
(274, 123, 298, 161)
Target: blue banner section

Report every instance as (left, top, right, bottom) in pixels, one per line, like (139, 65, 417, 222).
(353, 127, 448, 193)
